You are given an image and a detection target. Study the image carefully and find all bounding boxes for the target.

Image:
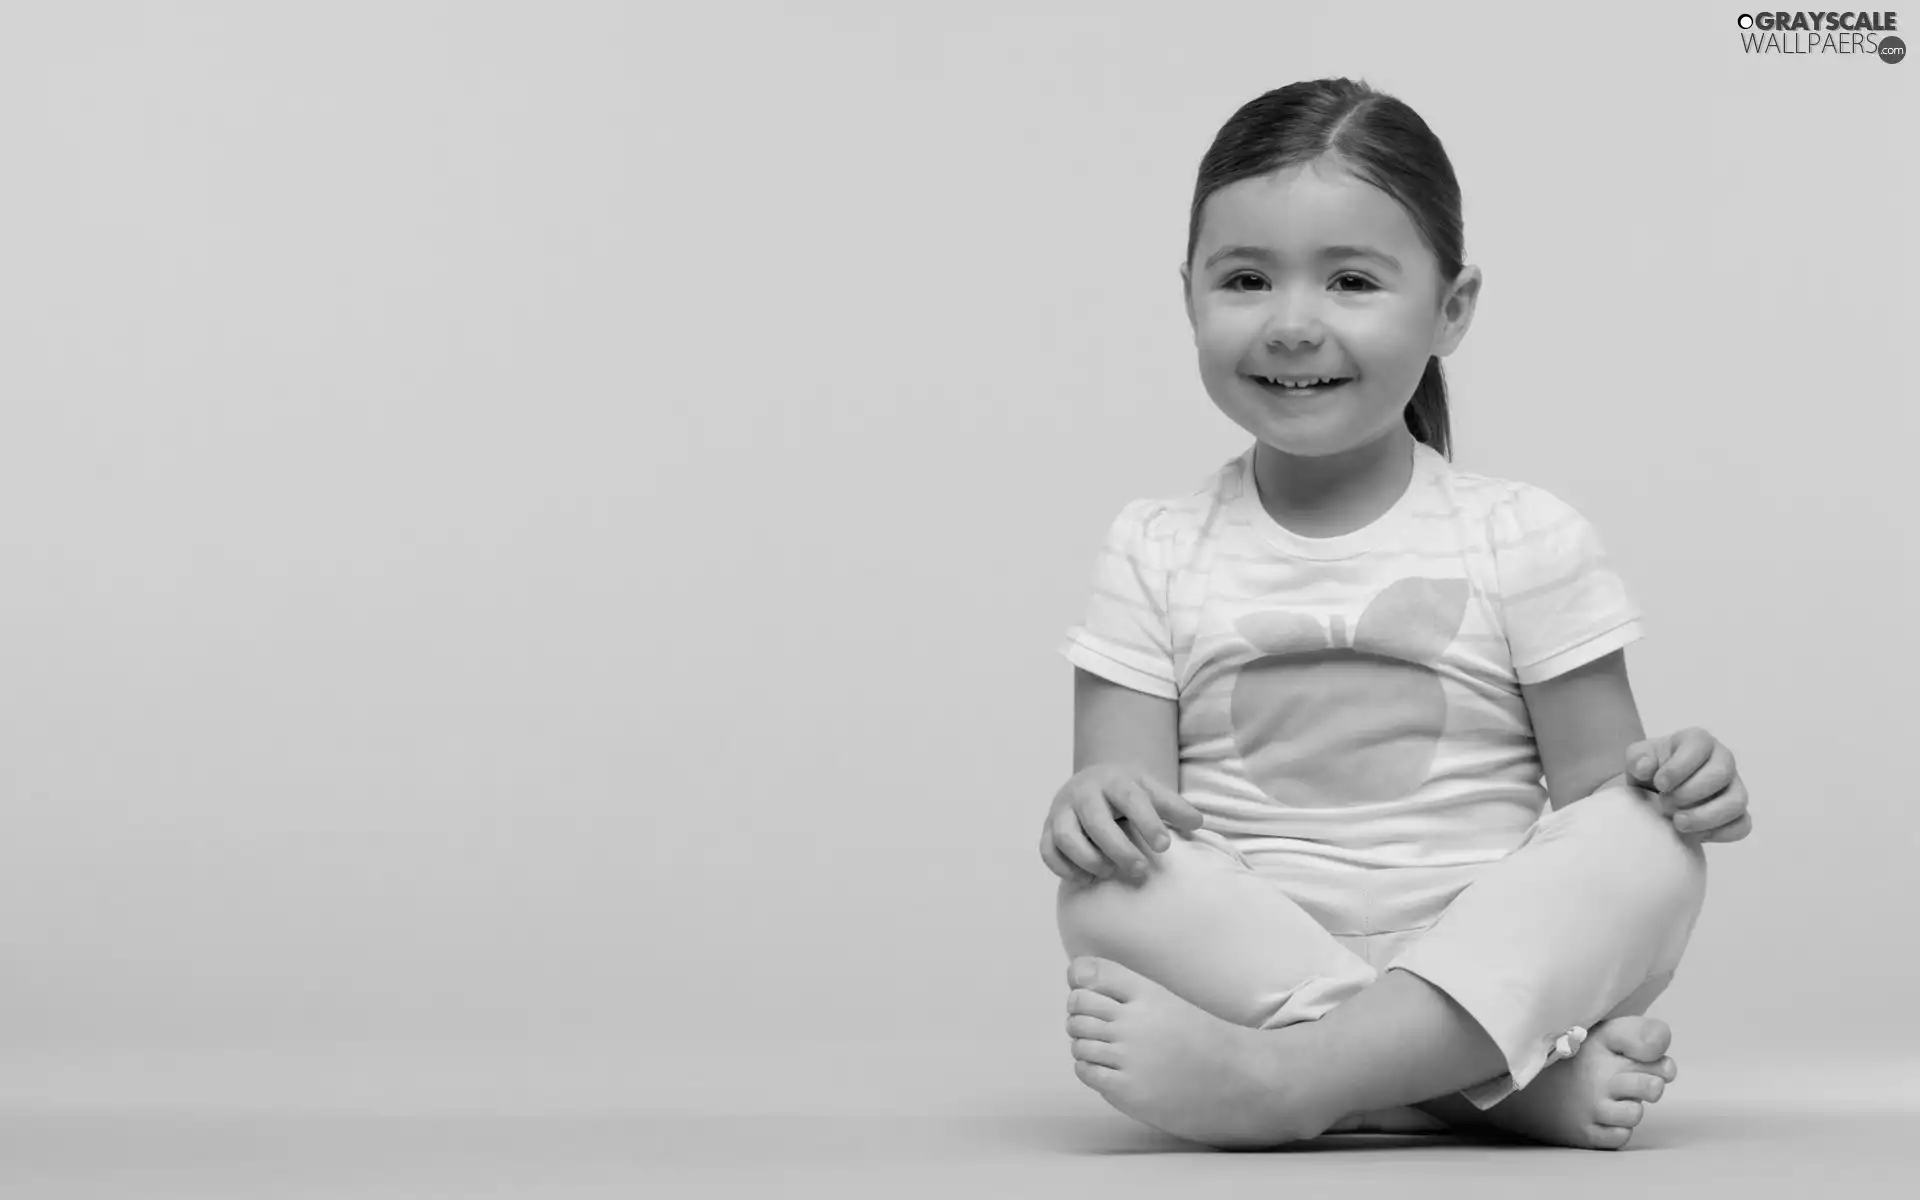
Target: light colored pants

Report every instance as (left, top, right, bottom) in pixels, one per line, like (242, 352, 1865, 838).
(1057, 780, 1708, 1111)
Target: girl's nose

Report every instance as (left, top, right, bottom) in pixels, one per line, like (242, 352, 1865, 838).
(1263, 318, 1324, 352)
(1262, 291, 1325, 350)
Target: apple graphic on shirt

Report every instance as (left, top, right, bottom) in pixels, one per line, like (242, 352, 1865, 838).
(1229, 576, 1471, 808)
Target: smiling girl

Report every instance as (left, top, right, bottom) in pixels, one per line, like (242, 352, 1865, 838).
(1043, 78, 1753, 1151)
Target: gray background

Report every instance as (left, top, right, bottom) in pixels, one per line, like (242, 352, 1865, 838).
(0, 1, 1913, 1193)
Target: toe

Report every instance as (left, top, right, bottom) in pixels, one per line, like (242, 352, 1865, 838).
(1631, 1054, 1678, 1083)
(1066, 987, 1122, 1020)
(1071, 1037, 1122, 1068)
(1066, 1014, 1114, 1041)
(1597, 1015, 1672, 1063)
(1073, 1059, 1122, 1092)
(1068, 956, 1145, 1001)
(1587, 1122, 1634, 1150)
(1596, 1098, 1645, 1129)
(1610, 1072, 1665, 1103)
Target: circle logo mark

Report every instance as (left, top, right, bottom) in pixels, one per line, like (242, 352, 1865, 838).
(1880, 36, 1906, 63)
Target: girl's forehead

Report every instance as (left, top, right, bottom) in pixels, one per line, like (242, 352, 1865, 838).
(1197, 162, 1425, 263)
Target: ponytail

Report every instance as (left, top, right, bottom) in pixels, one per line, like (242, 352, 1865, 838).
(1403, 355, 1451, 461)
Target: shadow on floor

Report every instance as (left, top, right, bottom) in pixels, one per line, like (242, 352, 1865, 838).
(0, 1103, 1913, 1197)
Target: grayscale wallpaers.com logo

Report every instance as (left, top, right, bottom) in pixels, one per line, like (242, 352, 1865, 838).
(1735, 10, 1904, 59)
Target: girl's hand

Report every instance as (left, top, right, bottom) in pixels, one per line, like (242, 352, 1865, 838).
(1040, 763, 1206, 884)
(1625, 727, 1753, 844)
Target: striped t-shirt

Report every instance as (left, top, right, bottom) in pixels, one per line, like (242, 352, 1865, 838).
(1060, 440, 1643, 935)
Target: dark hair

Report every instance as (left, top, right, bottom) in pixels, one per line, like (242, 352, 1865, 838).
(1185, 78, 1464, 459)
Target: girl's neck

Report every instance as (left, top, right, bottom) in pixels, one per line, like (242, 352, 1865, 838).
(1252, 426, 1417, 539)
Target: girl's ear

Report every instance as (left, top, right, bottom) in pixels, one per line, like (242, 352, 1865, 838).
(1179, 262, 1196, 331)
(1432, 265, 1483, 358)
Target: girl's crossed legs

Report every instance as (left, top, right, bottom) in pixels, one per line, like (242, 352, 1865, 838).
(1055, 780, 1708, 1149)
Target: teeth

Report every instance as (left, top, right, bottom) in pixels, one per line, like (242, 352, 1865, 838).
(1261, 376, 1339, 389)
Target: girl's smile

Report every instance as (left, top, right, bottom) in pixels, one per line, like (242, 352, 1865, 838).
(1247, 375, 1353, 399)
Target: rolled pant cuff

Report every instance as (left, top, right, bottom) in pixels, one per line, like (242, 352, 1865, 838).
(1391, 962, 1591, 1112)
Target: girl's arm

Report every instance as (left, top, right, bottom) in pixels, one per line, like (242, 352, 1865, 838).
(1041, 669, 1195, 881)
(1519, 649, 1647, 810)
(1073, 667, 1180, 788)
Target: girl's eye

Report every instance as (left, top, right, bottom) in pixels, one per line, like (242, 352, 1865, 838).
(1224, 272, 1377, 292)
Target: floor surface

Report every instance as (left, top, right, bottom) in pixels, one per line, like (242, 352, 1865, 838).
(2, 1044, 1914, 1197)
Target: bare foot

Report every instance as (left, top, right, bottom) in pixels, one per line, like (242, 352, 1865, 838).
(1063, 956, 1334, 1148)
(1479, 1016, 1679, 1150)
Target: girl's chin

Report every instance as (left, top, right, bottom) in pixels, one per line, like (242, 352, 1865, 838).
(1224, 412, 1400, 460)
(1219, 404, 1362, 446)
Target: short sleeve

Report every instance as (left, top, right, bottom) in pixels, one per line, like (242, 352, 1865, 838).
(1059, 499, 1179, 699)
(1489, 484, 1644, 685)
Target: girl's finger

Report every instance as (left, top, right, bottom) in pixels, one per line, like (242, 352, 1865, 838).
(1040, 831, 1095, 883)
(1107, 780, 1171, 851)
(1697, 812, 1754, 843)
(1075, 799, 1150, 877)
(1051, 812, 1112, 877)
(1625, 740, 1662, 786)
(1651, 729, 1713, 793)
(1141, 777, 1205, 831)
(1663, 746, 1737, 809)
(1039, 829, 1071, 879)
(1669, 783, 1748, 836)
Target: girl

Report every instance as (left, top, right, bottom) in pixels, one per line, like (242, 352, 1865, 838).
(1042, 78, 1752, 1152)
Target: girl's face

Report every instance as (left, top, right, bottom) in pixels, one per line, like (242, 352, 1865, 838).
(1182, 156, 1480, 459)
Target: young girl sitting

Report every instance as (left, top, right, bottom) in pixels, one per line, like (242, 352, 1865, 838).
(1043, 77, 1753, 1152)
